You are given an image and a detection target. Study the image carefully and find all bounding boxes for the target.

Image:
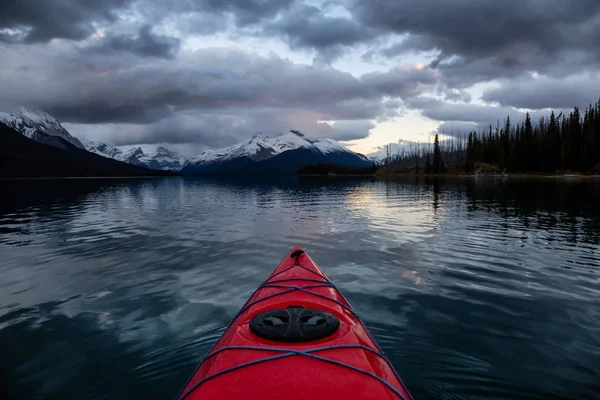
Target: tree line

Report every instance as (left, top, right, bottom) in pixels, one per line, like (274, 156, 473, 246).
(298, 162, 378, 175)
(382, 100, 600, 174)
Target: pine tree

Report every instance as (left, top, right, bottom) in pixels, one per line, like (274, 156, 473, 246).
(568, 107, 582, 171)
(466, 132, 474, 171)
(595, 100, 600, 169)
(560, 114, 568, 172)
(433, 134, 441, 174)
(502, 116, 511, 170)
(415, 150, 420, 174)
(546, 111, 559, 173)
(382, 99, 600, 175)
(523, 112, 533, 170)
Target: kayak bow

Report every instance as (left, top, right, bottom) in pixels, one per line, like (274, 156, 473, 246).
(176, 247, 413, 400)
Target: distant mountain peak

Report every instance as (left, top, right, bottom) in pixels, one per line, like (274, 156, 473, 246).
(86, 141, 122, 158)
(15, 106, 54, 121)
(122, 146, 145, 159)
(183, 130, 370, 175)
(86, 142, 188, 171)
(289, 129, 307, 139)
(0, 122, 175, 178)
(188, 130, 366, 168)
(0, 106, 85, 150)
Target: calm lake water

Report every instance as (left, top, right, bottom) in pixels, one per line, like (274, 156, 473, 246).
(1, 177, 599, 400)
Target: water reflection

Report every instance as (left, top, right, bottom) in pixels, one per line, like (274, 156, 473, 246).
(0, 177, 599, 400)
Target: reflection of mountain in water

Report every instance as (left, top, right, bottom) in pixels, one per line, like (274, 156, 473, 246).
(1, 177, 599, 400)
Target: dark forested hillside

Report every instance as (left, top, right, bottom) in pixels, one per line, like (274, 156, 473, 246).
(381, 100, 600, 175)
(465, 106, 600, 173)
(182, 147, 372, 175)
(0, 123, 179, 178)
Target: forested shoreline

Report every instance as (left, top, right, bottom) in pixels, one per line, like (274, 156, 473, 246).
(381, 100, 600, 175)
(297, 162, 377, 175)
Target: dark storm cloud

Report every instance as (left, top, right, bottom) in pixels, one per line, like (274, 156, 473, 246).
(405, 96, 569, 138)
(114, 112, 249, 147)
(482, 74, 600, 110)
(5, 0, 600, 85)
(67, 110, 375, 147)
(5, 0, 597, 149)
(431, 57, 529, 89)
(438, 88, 472, 103)
(1, 43, 438, 145)
(413, 99, 525, 125)
(0, 0, 131, 43)
(1, 45, 436, 126)
(89, 25, 181, 59)
(0, 0, 295, 44)
(135, 0, 295, 31)
(361, 66, 437, 98)
(264, 3, 376, 60)
(328, 120, 375, 141)
(349, 0, 600, 76)
(189, 0, 295, 26)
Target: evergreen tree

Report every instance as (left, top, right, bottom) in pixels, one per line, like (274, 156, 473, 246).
(433, 134, 441, 173)
(382, 98, 600, 175)
(523, 112, 533, 170)
(502, 116, 511, 170)
(511, 122, 520, 171)
(546, 111, 559, 172)
(569, 107, 582, 171)
(415, 151, 420, 174)
(466, 132, 474, 171)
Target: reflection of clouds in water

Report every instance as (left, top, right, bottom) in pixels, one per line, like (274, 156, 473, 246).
(10, 179, 443, 264)
(1, 244, 191, 348)
(1, 177, 600, 400)
(343, 181, 440, 246)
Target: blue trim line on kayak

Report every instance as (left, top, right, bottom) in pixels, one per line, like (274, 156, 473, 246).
(174, 256, 414, 400)
(178, 345, 410, 400)
(251, 282, 357, 316)
(266, 277, 331, 284)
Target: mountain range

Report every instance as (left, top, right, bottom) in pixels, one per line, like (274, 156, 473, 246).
(0, 107, 86, 150)
(1, 107, 372, 176)
(86, 142, 188, 171)
(182, 130, 371, 175)
(0, 122, 176, 178)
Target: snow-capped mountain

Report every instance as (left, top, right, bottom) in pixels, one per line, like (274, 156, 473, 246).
(190, 130, 365, 164)
(1, 122, 176, 178)
(0, 106, 85, 150)
(183, 130, 370, 175)
(86, 142, 188, 171)
(148, 146, 189, 171)
(119, 147, 148, 167)
(86, 141, 122, 159)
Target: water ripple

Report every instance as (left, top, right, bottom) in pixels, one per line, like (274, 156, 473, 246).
(0, 177, 599, 399)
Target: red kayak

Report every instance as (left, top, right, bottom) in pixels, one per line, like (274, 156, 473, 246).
(175, 247, 413, 400)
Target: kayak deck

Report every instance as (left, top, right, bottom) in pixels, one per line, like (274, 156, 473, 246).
(176, 247, 413, 400)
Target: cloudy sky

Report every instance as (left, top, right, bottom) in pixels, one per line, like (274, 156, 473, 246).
(2, 0, 600, 157)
